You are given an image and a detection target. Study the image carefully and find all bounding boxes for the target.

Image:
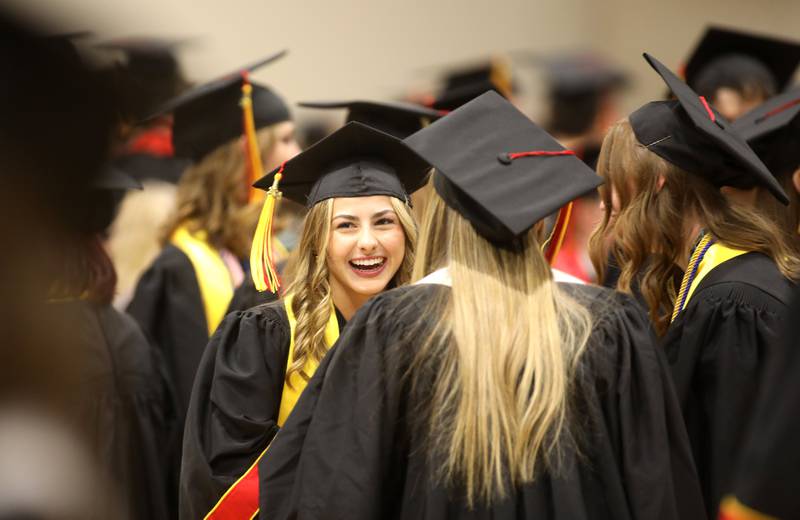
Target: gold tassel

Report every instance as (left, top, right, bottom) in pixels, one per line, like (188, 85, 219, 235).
(250, 163, 284, 293)
(240, 74, 265, 203)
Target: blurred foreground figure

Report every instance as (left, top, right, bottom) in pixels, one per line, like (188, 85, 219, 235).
(0, 9, 119, 519)
(47, 167, 176, 520)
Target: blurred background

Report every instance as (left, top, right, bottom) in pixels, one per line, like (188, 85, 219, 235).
(7, 0, 800, 120)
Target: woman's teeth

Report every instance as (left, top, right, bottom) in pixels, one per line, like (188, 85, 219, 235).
(349, 257, 386, 270)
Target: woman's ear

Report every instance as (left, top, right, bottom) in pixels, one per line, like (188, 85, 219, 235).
(655, 173, 666, 193)
(792, 168, 800, 196)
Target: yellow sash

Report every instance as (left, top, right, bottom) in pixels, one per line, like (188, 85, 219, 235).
(683, 241, 748, 308)
(170, 226, 234, 336)
(277, 294, 340, 426)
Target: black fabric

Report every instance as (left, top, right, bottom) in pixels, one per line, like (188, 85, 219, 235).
(254, 121, 430, 207)
(298, 100, 443, 139)
(733, 86, 800, 178)
(259, 283, 705, 520)
(730, 285, 800, 518)
(112, 153, 191, 184)
(179, 301, 290, 520)
(662, 252, 795, 517)
(684, 26, 800, 92)
(155, 50, 290, 161)
(405, 91, 602, 244)
(179, 300, 348, 520)
(53, 300, 177, 520)
(127, 245, 209, 421)
(431, 60, 514, 112)
(225, 278, 279, 314)
(632, 53, 788, 203)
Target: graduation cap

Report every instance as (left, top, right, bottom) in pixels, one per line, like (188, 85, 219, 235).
(733, 86, 800, 177)
(431, 58, 514, 112)
(97, 37, 190, 120)
(405, 90, 602, 252)
(684, 26, 800, 92)
(544, 52, 629, 138)
(154, 50, 291, 162)
(545, 52, 628, 96)
(630, 53, 788, 204)
(250, 121, 430, 292)
(297, 99, 443, 139)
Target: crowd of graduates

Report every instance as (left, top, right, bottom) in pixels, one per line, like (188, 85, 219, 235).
(2, 6, 800, 520)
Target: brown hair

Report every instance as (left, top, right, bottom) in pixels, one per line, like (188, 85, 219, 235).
(283, 196, 417, 386)
(590, 119, 800, 335)
(162, 126, 278, 258)
(49, 234, 117, 305)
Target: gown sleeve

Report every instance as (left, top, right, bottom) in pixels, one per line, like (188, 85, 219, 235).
(584, 290, 705, 520)
(662, 281, 789, 516)
(179, 304, 291, 520)
(258, 293, 405, 520)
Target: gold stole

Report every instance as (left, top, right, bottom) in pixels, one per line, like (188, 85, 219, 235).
(170, 226, 234, 336)
(277, 294, 340, 426)
(682, 241, 748, 309)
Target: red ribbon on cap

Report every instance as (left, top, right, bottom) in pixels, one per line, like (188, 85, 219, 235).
(507, 150, 576, 160)
(699, 96, 716, 122)
(759, 97, 800, 123)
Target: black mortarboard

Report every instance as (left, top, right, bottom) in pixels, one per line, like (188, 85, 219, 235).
(97, 37, 190, 120)
(405, 91, 602, 245)
(545, 52, 628, 96)
(154, 50, 291, 161)
(297, 100, 443, 139)
(544, 52, 628, 137)
(254, 121, 430, 207)
(733, 86, 800, 177)
(631, 53, 788, 204)
(685, 27, 800, 92)
(431, 58, 514, 112)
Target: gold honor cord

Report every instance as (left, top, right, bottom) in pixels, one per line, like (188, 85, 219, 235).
(671, 234, 714, 323)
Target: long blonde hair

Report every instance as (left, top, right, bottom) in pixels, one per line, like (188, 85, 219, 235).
(589, 119, 800, 336)
(411, 182, 592, 507)
(162, 126, 278, 258)
(283, 196, 417, 386)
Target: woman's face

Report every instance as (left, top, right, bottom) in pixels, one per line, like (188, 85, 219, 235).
(326, 195, 406, 300)
(263, 121, 301, 171)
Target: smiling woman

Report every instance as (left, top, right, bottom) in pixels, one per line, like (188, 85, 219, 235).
(179, 121, 429, 520)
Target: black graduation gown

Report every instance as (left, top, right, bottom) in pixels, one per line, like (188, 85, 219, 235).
(663, 252, 795, 518)
(258, 283, 705, 520)
(53, 300, 176, 520)
(127, 244, 209, 420)
(723, 284, 800, 518)
(179, 300, 346, 520)
(226, 278, 279, 314)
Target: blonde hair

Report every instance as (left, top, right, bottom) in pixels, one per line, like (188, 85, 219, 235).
(162, 126, 278, 258)
(411, 182, 592, 507)
(284, 196, 417, 386)
(589, 119, 800, 335)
